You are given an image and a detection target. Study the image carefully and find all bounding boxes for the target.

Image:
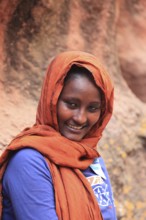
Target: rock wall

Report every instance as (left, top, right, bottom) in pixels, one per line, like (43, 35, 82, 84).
(0, 0, 146, 219)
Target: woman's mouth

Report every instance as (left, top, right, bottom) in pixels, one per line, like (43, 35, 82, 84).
(67, 124, 86, 131)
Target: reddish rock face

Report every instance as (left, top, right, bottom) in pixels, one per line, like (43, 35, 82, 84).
(0, 0, 146, 219)
(117, 0, 146, 103)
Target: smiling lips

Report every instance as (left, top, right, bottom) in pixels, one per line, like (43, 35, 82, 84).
(67, 123, 86, 131)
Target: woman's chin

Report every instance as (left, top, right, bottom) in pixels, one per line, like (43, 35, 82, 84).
(61, 132, 83, 142)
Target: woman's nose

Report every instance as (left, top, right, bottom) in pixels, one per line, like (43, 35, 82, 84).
(73, 109, 87, 125)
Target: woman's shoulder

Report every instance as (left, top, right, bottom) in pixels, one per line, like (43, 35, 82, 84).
(3, 148, 51, 184)
(8, 148, 46, 166)
(11, 147, 43, 159)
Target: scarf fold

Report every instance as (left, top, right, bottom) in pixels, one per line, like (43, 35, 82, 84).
(0, 51, 114, 220)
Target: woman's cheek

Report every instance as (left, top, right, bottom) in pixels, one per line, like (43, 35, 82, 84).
(91, 112, 101, 126)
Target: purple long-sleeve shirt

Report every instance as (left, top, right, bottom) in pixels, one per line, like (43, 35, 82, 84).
(2, 148, 117, 220)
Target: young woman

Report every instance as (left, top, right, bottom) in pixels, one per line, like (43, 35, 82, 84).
(0, 51, 117, 220)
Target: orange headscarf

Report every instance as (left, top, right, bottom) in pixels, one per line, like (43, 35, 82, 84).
(0, 51, 114, 220)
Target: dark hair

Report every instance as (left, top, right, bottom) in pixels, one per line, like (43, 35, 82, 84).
(64, 65, 97, 87)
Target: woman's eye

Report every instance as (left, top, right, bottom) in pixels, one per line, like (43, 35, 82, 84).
(66, 101, 77, 109)
(88, 106, 101, 112)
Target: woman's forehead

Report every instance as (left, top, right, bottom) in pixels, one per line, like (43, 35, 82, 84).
(59, 74, 102, 102)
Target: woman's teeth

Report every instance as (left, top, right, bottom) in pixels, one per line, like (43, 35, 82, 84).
(68, 124, 84, 130)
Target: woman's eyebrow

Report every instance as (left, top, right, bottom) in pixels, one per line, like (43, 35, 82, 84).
(90, 101, 101, 104)
(62, 97, 80, 102)
(63, 97, 101, 104)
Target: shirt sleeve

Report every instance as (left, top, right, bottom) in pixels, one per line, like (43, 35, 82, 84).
(2, 148, 58, 220)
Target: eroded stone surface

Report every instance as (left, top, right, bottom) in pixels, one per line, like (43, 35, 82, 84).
(117, 0, 146, 103)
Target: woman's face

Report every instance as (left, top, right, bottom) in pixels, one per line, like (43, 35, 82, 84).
(57, 74, 102, 141)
